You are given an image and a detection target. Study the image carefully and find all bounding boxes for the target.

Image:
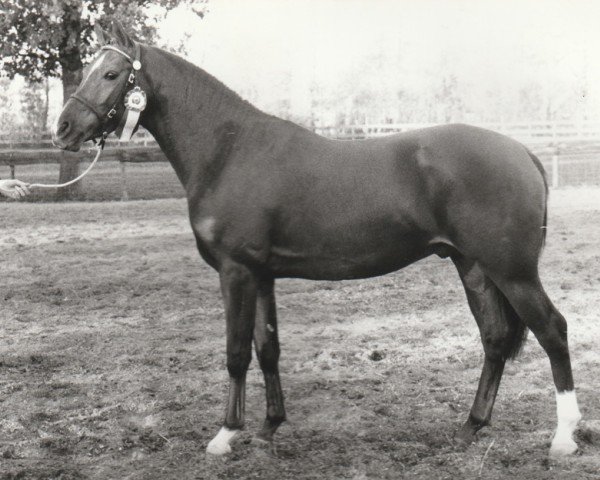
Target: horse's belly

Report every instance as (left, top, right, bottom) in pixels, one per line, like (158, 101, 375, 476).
(267, 229, 432, 280)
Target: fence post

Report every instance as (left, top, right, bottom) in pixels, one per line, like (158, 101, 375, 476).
(551, 146, 559, 188)
(120, 161, 129, 201)
(10, 164, 15, 179)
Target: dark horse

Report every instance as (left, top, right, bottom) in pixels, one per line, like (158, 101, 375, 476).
(53, 22, 581, 457)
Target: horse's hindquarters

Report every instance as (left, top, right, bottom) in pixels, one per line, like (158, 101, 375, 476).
(413, 125, 547, 279)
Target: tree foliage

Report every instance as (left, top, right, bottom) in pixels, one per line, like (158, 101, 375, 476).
(0, 0, 207, 87)
(21, 79, 49, 135)
(0, 0, 207, 199)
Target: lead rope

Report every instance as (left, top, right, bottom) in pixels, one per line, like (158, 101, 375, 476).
(29, 134, 107, 189)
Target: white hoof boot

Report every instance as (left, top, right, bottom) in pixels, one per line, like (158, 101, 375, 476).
(550, 390, 582, 457)
(550, 437, 578, 457)
(206, 427, 238, 455)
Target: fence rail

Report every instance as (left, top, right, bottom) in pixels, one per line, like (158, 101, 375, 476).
(0, 145, 164, 166)
(2, 122, 600, 199)
(313, 121, 600, 144)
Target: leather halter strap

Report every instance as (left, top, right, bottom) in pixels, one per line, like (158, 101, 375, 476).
(68, 43, 141, 135)
(101, 45, 133, 63)
(69, 93, 107, 123)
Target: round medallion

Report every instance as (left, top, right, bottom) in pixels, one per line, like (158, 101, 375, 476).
(132, 60, 142, 71)
(124, 87, 147, 112)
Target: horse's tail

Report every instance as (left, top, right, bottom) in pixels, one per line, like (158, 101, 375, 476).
(491, 148, 547, 360)
(526, 149, 548, 249)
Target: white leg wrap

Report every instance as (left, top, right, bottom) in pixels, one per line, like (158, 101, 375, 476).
(206, 427, 239, 455)
(550, 390, 582, 456)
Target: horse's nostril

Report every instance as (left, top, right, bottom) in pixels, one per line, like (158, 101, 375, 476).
(57, 121, 70, 136)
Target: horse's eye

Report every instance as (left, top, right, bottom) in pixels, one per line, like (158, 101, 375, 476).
(104, 71, 118, 80)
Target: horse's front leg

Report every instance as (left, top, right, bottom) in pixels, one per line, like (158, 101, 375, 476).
(206, 261, 257, 455)
(253, 276, 286, 449)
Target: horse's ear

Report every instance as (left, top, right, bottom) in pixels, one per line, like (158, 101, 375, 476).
(110, 20, 134, 50)
(94, 23, 109, 46)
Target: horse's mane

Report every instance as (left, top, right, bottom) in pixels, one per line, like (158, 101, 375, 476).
(149, 45, 256, 112)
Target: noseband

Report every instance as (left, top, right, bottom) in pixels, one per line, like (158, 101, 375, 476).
(69, 42, 145, 142)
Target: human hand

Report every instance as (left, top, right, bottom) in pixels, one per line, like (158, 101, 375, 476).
(0, 179, 31, 199)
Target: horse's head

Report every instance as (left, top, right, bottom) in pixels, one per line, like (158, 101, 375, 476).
(53, 22, 145, 151)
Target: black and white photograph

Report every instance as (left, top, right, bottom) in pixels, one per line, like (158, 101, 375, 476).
(1, 0, 599, 478)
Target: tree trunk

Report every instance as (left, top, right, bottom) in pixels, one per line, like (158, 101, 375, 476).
(42, 78, 49, 134)
(56, 2, 84, 201)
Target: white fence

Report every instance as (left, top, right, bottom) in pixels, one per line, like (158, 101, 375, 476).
(313, 121, 600, 145)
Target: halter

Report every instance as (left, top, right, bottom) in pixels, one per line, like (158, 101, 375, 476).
(27, 43, 147, 190)
(69, 42, 146, 142)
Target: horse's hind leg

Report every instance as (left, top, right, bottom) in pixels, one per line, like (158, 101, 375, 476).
(452, 256, 526, 443)
(491, 274, 581, 456)
(253, 276, 286, 448)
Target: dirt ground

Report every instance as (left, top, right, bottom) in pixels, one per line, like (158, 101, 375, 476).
(0, 188, 599, 479)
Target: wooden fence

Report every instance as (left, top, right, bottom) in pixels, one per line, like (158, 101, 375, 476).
(2, 122, 600, 199)
(0, 131, 164, 200)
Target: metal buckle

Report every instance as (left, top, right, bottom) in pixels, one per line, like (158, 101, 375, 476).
(107, 108, 117, 119)
(128, 72, 135, 84)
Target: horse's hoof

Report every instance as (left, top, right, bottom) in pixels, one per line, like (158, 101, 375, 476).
(251, 436, 277, 456)
(206, 427, 238, 456)
(549, 438, 578, 457)
(454, 426, 477, 447)
(206, 441, 231, 456)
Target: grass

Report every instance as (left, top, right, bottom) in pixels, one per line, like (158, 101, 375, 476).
(0, 189, 599, 479)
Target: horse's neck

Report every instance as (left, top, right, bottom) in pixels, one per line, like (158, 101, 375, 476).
(139, 46, 266, 192)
